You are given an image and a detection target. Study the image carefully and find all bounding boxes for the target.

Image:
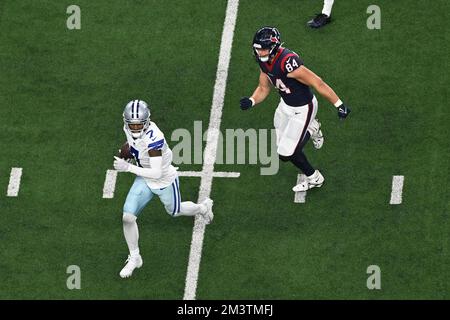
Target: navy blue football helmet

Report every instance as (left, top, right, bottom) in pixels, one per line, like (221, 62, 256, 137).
(252, 26, 281, 62)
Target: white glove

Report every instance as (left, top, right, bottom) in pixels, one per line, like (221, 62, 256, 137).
(114, 156, 131, 172)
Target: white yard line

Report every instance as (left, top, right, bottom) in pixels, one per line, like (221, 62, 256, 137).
(102, 170, 118, 199)
(7, 167, 23, 197)
(294, 174, 307, 203)
(178, 171, 240, 178)
(390, 175, 404, 205)
(103, 170, 240, 199)
(183, 0, 239, 301)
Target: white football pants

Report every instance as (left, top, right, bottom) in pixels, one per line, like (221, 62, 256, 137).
(273, 96, 318, 157)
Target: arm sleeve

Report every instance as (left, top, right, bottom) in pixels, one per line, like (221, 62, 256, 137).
(283, 54, 304, 74)
(128, 156, 163, 179)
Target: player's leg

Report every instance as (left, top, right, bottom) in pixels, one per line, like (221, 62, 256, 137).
(154, 177, 214, 224)
(307, 97, 324, 149)
(289, 132, 315, 177)
(276, 99, 316, 157)
(308, 118, 324, 149)
(291, 134, 325, 192)
(276, 100, 325, 191)
(120, 176, 154, 278)
(273, 99, 291, 147)
(322, 0, 335, 17)
(307, 0, 333, 28)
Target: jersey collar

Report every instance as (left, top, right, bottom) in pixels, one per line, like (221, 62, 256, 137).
(264, 47, 285, 72)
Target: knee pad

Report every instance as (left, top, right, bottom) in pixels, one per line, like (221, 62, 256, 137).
(123, 212, 137, 224)
(279, 154, 291, 162)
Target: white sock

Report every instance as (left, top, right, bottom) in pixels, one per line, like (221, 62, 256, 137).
(130, 248, 140, 257)
(123, 213, 140, 256)
(175, 201, 204, 217)
(322, 0, 334, 16)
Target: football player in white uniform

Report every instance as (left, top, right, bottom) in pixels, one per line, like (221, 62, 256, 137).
(113, 99, 213, 278)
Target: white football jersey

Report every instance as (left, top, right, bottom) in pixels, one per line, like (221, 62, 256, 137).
(124, 121, 177, 189)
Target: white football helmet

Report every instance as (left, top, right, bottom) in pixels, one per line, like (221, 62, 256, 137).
(123, 99, 151, 139)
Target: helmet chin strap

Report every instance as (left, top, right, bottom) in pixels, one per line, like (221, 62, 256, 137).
(259, 55, 269, 62)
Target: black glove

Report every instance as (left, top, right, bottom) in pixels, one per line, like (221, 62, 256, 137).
(240, 97, 254, 110)
(337, 103, 351, 119)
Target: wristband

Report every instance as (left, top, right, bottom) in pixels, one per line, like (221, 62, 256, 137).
(249, 97, 255, 106)
(334, 99, 343, 108)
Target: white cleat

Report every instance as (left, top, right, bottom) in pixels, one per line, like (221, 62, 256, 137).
(309, 119, 324, 149)
(119, 255, 143, 278)
(292, 170, 325, 192)
(200, 198, 214, 224)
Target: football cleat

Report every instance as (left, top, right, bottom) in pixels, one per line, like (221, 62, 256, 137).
(200, 198, 214, 224)
(119, 254, 143, 278)
(309, 119, 324, 149)
(307, 13, 331, 29)
(292, 170, 325, 192)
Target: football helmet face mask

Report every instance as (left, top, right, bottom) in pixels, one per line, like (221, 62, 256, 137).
(252, 26, 281, 62)
(123, 99, 151, 139)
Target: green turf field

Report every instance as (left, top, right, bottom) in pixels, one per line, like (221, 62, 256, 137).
(0, 0, 449, 299)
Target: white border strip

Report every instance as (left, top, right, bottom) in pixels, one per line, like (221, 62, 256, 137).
(7, 167, 23, 197)
(103, 170, 118, 199)
(183, 0, 240, 300)
(390, 175, 404, 205)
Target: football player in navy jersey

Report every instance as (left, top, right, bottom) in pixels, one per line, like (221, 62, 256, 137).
(240, 26, 350, 192)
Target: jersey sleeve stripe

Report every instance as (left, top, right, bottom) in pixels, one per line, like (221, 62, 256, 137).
(148, 139, 164, 149)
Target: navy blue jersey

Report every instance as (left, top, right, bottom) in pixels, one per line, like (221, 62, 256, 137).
(258, 47, 313, 106)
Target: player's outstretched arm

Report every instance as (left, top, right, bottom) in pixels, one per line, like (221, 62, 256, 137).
(113, 150, 163, 179)
(240, 70, 272, 110)
(288, 65, 351, 119)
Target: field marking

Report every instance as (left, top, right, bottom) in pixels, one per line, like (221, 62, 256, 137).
(178, 171, 240, 178)
(102, 170, 118, 199)
(102, 170, 240, 199)
(294, 174, 307, 203)
(390, 175, 404, 205)
(183, 0, 239, 301)
(7, 167, 23, 197)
